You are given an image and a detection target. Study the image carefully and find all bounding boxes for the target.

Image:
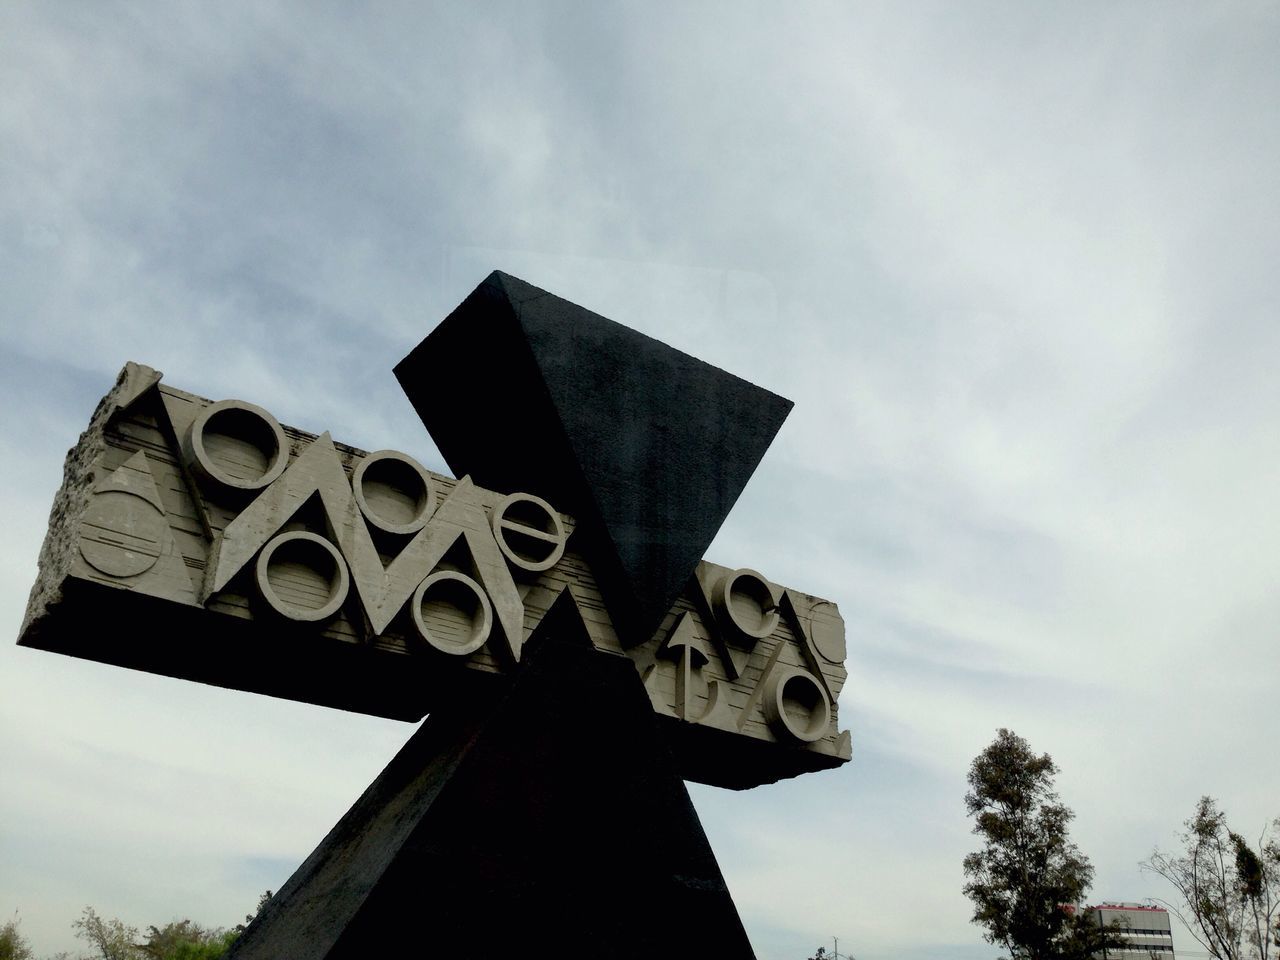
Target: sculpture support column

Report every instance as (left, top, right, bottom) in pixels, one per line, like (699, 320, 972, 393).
(228, 632, 757, 960)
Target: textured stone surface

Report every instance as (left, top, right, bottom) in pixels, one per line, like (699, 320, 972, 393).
(395, 271, 794, 648)
(21, 362, 160, 640)
(19, 366, 849, 788)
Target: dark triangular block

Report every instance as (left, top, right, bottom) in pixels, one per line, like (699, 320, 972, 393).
(226, 638, 756, 959)
(395, 271, 792, 646)
(526, 586, 596, 652)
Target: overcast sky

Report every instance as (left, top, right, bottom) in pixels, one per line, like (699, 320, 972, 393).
(2, 3, 1279, 959)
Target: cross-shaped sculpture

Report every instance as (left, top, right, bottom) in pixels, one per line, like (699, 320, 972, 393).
(20, 272, 851, 958)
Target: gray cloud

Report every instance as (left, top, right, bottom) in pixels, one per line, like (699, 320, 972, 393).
(2, 2, 1278, 958)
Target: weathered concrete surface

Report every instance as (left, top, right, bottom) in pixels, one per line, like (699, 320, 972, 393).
(20, 365, 850, 788)
(21, 362, 160, 640)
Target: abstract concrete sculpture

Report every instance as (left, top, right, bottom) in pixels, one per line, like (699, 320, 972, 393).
(19, 272, 851, 956)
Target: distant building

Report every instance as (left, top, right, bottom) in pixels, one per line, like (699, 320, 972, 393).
(1087, 903, 1176, 959)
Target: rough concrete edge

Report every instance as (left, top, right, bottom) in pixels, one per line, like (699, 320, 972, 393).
(18, 362, 162, 643)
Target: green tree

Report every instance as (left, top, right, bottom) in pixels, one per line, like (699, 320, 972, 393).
(1142, 797, 1280, 960)
(233, 890, 272, 937)
(0, 914, 35, 960)
(141, 919, 235, 960)
(962, 729, 1122, 960)
(72, 907, 142, 960)
(67, 906, 247, 960)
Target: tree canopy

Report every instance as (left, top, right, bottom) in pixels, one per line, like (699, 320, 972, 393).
(71, 907, 138, 960)
(0, 915, 35, 960)
(1143, 796, 1280, 960)
(70, 904, 240, 960)
(962, 728, 1120, 960)
(1, 891, 271, 960)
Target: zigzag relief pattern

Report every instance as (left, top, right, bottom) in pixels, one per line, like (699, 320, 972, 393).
(22, 363, 850, 787)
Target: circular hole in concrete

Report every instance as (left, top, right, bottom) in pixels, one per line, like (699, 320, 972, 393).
(256, 532, 348, 622)
(722, 570, 778, 639)
(780, 672, 828, 740)
(412, 571, 491, 656)
(192, 401, 287, 490)
(355, 452, 433, 534)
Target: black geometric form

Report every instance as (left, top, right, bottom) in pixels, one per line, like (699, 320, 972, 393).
(225, 635, 757, 960)
(395, 271, 792, 646)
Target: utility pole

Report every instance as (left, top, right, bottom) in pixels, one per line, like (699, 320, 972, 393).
(831, 935, 855, 960)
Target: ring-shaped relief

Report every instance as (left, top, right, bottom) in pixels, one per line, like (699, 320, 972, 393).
(254, 531, 350, 622)
(188, 399, 289, 491)
(762, 667, 832, 744)
(714, 568, 780, 640)
(490, 492, 567, 573)
(411, 571, 494, 656)
(352, 450, 436, 535)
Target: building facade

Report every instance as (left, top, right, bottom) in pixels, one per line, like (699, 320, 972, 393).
(1087, 903, 1176, 959)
